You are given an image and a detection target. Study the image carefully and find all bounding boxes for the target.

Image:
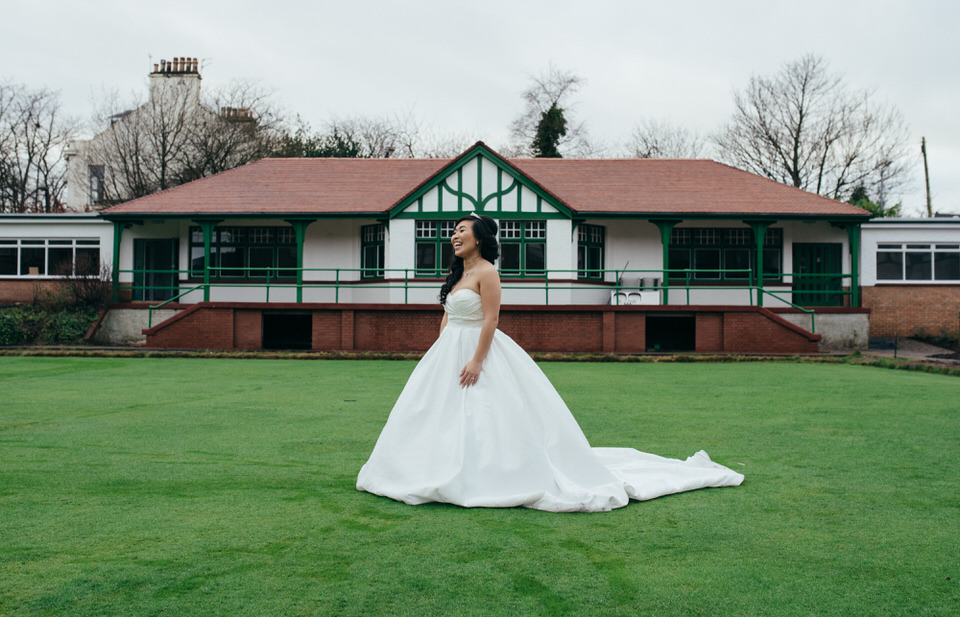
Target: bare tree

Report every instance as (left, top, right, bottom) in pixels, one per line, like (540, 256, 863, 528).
(626, 119, 707, 159)
(325, 112, 424, 158)
(411, 129, 483, 159)
(509, 65, 592, 157)
(278, 112, 479, 159)
(180, 80, 285, 180)
(85, 80, 199, 202)
(713, 54, 912, 203)
(78, 66, 283, 207)
(0, 81, 74, 212)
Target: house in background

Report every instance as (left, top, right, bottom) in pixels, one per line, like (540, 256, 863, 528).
(5, 142, 959, 353)
(93, 142, 872, 353)
(62, 57, 257, 212)
(861, 217, 960, 339)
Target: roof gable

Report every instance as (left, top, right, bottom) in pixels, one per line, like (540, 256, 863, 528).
(389, 143, 572, 219)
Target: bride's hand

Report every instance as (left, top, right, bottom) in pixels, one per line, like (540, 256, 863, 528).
(459, 360, 482, 388)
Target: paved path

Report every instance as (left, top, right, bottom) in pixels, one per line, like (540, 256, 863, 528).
(862, 338, 960, 364)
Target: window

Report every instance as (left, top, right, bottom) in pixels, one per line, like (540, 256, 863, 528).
(189, 225, 297, 279)
(360, 224, 385, 279)
(0, 239, 101, 277)
(415, 220, 456, 276)
(88, 165, 105, 205)
(668, 227, 783, 282)
(500, 220, 545, 277)
(876, 243, 960, 281)
(577, 224, 605, 280)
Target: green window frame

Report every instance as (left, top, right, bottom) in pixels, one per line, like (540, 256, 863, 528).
(577, 224, 605, 280)
(415, 220, 456, 277)
(499, 220, 546, 277)
(360, 224, 385, 279)
(668, 227, 782, 283)
(188, 225, 297, 279)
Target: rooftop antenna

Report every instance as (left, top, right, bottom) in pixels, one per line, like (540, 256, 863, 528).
(922, 137, 933, 217)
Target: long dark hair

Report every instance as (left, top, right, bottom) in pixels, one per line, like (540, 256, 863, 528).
(439, 214, 500, 305)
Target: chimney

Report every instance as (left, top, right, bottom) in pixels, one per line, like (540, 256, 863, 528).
(149, 55, 202, 103)
(152, 56, 201, 76)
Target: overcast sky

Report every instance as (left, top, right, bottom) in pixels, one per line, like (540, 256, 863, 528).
(4, 0, 958, 216)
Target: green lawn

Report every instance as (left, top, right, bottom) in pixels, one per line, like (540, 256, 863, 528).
(1, 357, 958, 616)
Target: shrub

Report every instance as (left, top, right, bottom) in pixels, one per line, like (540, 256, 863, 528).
(0, 310, 27, 346)
(0, 306, 99, 346)
(66, 258, 113, 309)
(41, 309, 98, 344)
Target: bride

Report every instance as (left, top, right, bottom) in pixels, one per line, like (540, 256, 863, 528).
(356, 213, 743, 512)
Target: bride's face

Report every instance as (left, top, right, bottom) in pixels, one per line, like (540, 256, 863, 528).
(451, 221, 478, 258)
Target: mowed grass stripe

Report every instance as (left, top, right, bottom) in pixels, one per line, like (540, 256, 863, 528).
(1, 358, 957, 616)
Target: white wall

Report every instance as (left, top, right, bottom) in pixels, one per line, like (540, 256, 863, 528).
(0, 215, 114, 277)
(13, 214, 897, 307)
(860, 218, 960, 286)
(603, 219, 663, 286)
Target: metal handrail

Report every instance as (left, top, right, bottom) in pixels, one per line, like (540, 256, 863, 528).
(147, 285, 204, 327)
(126, 266, 854, 330)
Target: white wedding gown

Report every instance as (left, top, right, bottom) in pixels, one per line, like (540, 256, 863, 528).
(356, 289, 743, 512)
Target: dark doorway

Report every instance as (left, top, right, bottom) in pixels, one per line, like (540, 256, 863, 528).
(793, 243, 843, 306)
(262, 312, 312, 349)
(133, 238, 178, 301)
(646, 315, 696, 352)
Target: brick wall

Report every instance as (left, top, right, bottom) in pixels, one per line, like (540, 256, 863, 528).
(144, 304, 236, 349)
(696, 313, 724, 352)
(143, 303, 821, 354)
(234, 310, 261, 349)
(0, 280, 62, 303)
(862, 285, 960, 337)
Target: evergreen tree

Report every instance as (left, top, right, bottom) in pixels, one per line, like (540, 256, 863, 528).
(531, 103, 567, 158)
(847, 184, 902, 218)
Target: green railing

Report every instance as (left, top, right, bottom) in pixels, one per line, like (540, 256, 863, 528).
(119, 266, 853, 334)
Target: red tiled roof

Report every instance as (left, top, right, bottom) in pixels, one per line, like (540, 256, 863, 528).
(511, 158, 869, 216)
(102, 156, 870, 218)
(103, 158, 450, 216)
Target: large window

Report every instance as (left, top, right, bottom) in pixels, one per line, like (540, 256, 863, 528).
(189, 226, 297, 279)
(360, 224, 385, 279)
(668, 227, 782, 282)
(415, 220, 456, 277)
(0, 239, 100, 277)
(876, 243, 960, 281)
(577, 224, 605, 280)
(500, 220, 545, 277)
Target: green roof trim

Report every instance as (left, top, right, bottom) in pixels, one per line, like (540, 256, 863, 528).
(389, 143, 573, 220)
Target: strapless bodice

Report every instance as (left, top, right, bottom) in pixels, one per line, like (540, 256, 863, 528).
(445, 289, 484, 326)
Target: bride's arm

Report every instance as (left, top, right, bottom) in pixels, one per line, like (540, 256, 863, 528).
(459, 267, 501, 387)
(439, 312, 448, 336)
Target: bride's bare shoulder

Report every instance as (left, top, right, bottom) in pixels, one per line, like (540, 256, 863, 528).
(477, 261, 500, 280)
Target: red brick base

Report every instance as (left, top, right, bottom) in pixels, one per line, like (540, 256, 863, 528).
(862, 285, 960, 338)
(0, 279, 63, 304)
(142, 303, 821, 354)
